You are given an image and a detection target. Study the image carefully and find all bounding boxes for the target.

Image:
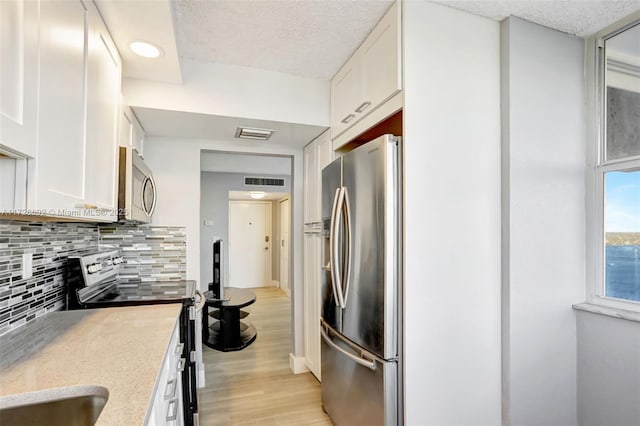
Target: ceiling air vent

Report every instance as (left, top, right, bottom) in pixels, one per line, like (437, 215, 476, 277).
(235, 126, 275, 141)
(244, 176, 285, 187)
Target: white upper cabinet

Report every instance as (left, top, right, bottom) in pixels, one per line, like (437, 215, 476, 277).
(132, 114, 145, 157)
(0, 0, 39, 158)
(317, 128, 334, 172)
(303, 140, 319, 225)
(304, 130, 333, 225)
(36, 0, 89, 212)
(358, 2, 402, 116)
(86, 3, 121, 215)
(30, 0, 121, 221)
(330, 1, 402, 142)
(120, 104, 145, 157)
(330, 55, 360, 139)
(120, 104, 134, 150)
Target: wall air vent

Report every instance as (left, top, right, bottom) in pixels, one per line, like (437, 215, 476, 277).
(244, 177, 285, 187)
(235, 126, 275, 141)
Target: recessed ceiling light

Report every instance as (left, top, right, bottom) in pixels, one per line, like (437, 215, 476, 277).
(249, 191, 266, 199)
(235, 127, 275, 141)
(129, 41, 163, 59)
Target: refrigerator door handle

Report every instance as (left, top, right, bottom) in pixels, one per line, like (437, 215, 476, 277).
(321, 326, 377, 371)
(341, 186, 352, 306)
(329, 187, 345, 308)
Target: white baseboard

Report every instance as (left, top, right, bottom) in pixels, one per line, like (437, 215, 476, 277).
(198, 363, 205, 388)
(289, 353, 310, 374)
(272, 280, 280, 287)
(282, 287, 291, 297)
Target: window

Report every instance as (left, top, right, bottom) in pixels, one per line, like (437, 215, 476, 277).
(592, 19, 640, 308)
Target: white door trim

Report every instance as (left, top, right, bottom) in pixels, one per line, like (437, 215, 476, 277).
(279, 197, 291, 297)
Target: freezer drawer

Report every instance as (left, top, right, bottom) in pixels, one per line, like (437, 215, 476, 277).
(321, 324, 398, 426)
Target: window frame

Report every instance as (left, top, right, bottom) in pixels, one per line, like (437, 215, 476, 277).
(586, 13, 640, 312)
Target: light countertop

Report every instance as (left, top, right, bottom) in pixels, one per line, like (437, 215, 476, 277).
(0, 304, 182, 425)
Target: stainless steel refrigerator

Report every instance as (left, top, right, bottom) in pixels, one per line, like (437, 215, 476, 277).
(320, 134, 402, 426)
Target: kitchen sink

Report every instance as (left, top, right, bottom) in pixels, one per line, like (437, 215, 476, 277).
(0, 385, 108, 426)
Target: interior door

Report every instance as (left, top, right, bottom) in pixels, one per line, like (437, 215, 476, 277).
(228, 201, 272, 288)
(279, 198, 290, 296)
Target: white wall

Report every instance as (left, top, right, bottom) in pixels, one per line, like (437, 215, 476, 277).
(501, 17, 585, 426)
(200, 171, 291, 288)
(403, 2, 502, 425)
(144, 136, 305, 381)
(201, 152, 292, 174)
(123, 59, 330, 127)
(576, 310, 640, 426)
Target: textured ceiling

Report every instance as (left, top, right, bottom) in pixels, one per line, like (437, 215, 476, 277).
(432, 0, 640, 37)
(171, 0, 394, 80)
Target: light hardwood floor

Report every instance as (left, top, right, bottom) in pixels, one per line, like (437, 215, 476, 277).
(199, 287, 333, 425)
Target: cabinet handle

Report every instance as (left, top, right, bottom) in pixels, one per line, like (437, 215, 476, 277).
(355, 101, 371, 113)
(191, 350, 197, 363)
(175, 343, 184, 356)
(340, 114, 355, 124)
(177, 358, 186, 372)
(75, 203, 99, 210)
(164, 378, 177, 400)
(166, 398, 178, 421)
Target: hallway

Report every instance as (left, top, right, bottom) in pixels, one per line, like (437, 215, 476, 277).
(199, 287, 332, 425)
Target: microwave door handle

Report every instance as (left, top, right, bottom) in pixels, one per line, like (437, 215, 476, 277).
(329, 187, 344, 309)
(141, 175, 157, 217)
(341, 186, 352, 307)
(148, 174, 157, 216)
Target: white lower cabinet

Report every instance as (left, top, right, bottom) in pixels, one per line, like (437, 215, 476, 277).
(147, 320, 185, 426)
(303, 130, 334, 381)
(304, 230, 322, 380)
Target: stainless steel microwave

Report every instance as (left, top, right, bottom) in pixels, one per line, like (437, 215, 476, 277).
(118, 147, 156, 222)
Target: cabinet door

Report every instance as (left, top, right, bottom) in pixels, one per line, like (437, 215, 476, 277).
(359, 1, 402, 113)
(316, 130, 333, 173)
(85, 5, 121, 217)
(304, 231, 322, 380)
(330, 54, 360, 139)
(120, 105, 134, 149)
(132, 115, 144, 157)
(303, 142, 318, 224)
(0, 0, 39, 157)
(36, 0, 88, 211)
(315, 130, 333, 223)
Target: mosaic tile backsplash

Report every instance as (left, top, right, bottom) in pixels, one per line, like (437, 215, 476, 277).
(99, 225, 187, 283)
(0, 221, 188, 336)
(0, 221, 99, 336)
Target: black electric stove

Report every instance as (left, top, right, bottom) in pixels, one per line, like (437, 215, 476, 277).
(66, 249, 200, 426)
